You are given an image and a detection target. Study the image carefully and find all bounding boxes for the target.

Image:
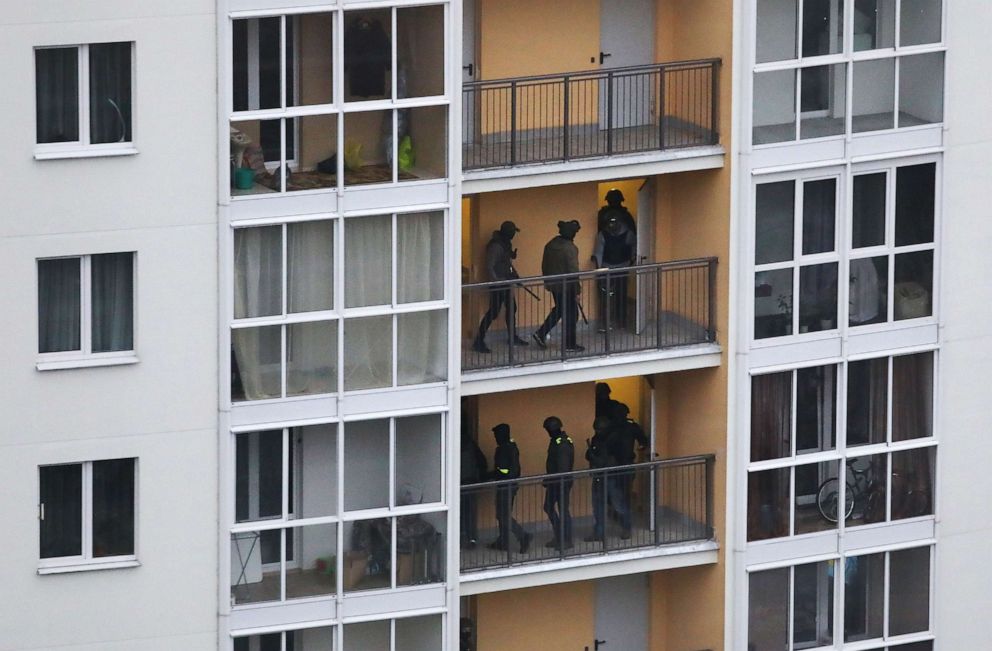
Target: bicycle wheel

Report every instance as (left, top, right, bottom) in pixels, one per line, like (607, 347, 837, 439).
(817, 478, 840, 523)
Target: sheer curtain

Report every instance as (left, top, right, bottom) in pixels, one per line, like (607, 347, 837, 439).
(234, 227, 283, 400)
(397, 310, 447, 385)
(396, 212, 443, 303)
(35, 47, 79, 143)
(288, 221, 334, 313)
(89, 43, 132, 143)
(38, 258, 81, 353)
(91, 253, 134, 352)
(345, 215, 391, 307)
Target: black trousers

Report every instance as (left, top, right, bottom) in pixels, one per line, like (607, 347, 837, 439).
(495, 485, 526, 547)
(476, 287, 516, 342)
(598, 269, 629, 328)
(461, 488, 479, 543)
(537, 286, 579, 347)
(543, 482, 573, 543)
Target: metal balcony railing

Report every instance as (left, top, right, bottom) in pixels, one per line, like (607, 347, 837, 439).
(462, 58, 720, 170)
(460, 455, 715, 573)
(463, 258, 717, 372)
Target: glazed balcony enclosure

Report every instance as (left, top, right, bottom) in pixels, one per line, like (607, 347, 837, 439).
(460, 454, 715, 574)
(463, 258, 717, 373)
(462, 59, 720, 171)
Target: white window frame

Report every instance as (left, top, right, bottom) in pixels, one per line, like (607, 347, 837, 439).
(33, 42, 138, 160)
(36, 252, 138, 371)
(38, 458, 139, 574)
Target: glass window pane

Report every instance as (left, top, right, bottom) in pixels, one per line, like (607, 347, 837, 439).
(396, 511, 446, 587)
(231, 529, 277, 605)
(748, 568, 790, 651)
(38, 257, 81, 353)
(235, 430, 283, 523)
(892, 642, 934, 651)
(345, 215, 392, 308)
(231, 118, 284, 195)
(844, 553, 885, 642)
(344, 10, 393, 101)
(396, 615, 444, 651)
(801, 65, 846, 139)
(756, 181, 796, 264)
(234, 633, 283, 651)
(235, 226, 283, 318)
(854, 0, 896, 50)
(894, 250, 933, 320)
(853, 58, 896, 132)
(344, 620, 391, 650)
(753, 70, 797, 145)
(232, 325, 283, 401)
(290, 626, 336, 650)
(799, 262, 838, 333)
(751, 372, 792, 462)
(852, 172, 887, 248)
(39, 464, 82, 558)
(343, 315, 393, 391)
(397, 212, 445, 303)
(287, 320, 338, 397)
(91, 458, 135, 557)
(396, 415, 443, 505)
(343, 110, 394, 187)
(891, 447, 935, 519)
(802, 0, 844, 57)
(900, 0, 942, 46)
(232, 17, 282, 111)
(845, 454, 887, 525)
(289, 114, 340, 193)
(802, 179, 836, 254)
(89, 43, 132, 144)
(287, 523, 338, 600)
(796, 365, 836, 453)
(849, 256, 888, 326)
(847, 358, 888, 446)
(755, 269, 794, 339)
(896, 163, 937, 246)
(295, 424, 338, 520)
(343, 519, 393, 593)
(403, 105, 448, 181)
(793, 561, 835, 647)
(292, 13, 335, 107)
(889, 546, 931, 635)
(397, 310, 448, 385)
(892, 352, 934, 440)
(35, 47, 79, 143)
(899, 53, 944, 127)
(397, 6, 445, 98)
(91, 252, 134, 352)
(795, 461, 840, 534)
(748, 467, 790, 540)
(288, 221, 334, 313)
(756, 0, 798, 63)
(344, 419, 390, 511)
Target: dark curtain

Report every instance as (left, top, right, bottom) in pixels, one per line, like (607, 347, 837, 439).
(892, 353, 933, 441)
(89, 43, 132, 143)
(38, 258, 81, 353)
(92, 458, 135, 557)
(40, 464, 83, 558)
(35, 47, 79, 143)
(751, 372, 792, 461)
(847, 358, 888, 446)
(91, 253, 134, 352)
(748, 467, 790, 541)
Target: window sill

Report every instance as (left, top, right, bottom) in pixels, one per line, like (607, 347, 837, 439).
(34, 146, 139, 161)
(36, 355, 139, 372)
(38, 558, 140, 575)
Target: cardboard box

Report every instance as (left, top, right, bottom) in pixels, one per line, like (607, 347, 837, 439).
(343, 551, 368, 591)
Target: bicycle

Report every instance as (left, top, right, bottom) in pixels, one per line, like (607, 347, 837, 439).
(816, 458, 884, 523)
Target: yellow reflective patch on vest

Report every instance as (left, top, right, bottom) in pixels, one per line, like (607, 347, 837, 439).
(498, 468, 510, 474)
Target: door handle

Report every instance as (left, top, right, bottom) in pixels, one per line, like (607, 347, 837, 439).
(595, 640, 607, 650)
(599, 51, 612, 65)
(463, 63, 475, 77)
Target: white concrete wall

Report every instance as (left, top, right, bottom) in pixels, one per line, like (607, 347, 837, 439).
(0, 2, 218, 650)
(935, 0, 992, 646)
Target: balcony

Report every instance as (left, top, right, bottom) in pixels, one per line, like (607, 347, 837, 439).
(462, 258, 718, 389)
(460, 455, 715, 576)
(461, 59, 722, 190)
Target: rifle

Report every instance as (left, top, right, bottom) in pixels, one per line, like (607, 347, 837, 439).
(576, 296, 590, 325)
(508, 264, 541, 300)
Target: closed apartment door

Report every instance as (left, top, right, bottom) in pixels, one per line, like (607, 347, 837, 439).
(593, 574, 649, 651)
(599, 0, 655, 130)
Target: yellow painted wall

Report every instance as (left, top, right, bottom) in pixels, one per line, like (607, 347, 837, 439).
(476, 582, 596, 651)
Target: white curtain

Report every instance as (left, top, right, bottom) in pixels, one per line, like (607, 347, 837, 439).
(38, 258, 81, 353)
(345, 215, 392, 307)
(91, 253, 134, 352)
(233, 326, 282, 401)
(287, 320, 337, 396)
(288, 221, 334, 313)
(344, 315, 393, 391)
(396, 212, 443, 303)
(233, 226, 283, 400)
(397, 310, 447, 386)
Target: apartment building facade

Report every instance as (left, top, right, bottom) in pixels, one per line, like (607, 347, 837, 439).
(3, 1, 991, 651)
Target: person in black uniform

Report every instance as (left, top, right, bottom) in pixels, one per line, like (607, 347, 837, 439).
(595, 382, 621, 421)
(597, 188, 637, 234)
(473, 221, 528, 353)
(542, 416, 575, 548)
(533, 220, 584, 352)
(585, 416, 615, 542)
(593, 215, 637, 330)
(460, 426, 488, 549)
(606, 402, 650, 539)
(490, 424, 532, 553)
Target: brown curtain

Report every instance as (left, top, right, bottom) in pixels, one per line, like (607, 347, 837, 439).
(751, 372, 792, 461)
(892, 353, 934, 441)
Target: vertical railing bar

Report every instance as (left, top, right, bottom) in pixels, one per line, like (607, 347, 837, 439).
(563, 74, 571, 161)
(510, 80, 517, 166)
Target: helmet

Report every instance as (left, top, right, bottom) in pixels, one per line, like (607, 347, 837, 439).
(543, 416, 563, 431)
(605, 188, 625, 204)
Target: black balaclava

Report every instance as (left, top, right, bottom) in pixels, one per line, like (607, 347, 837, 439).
(605, 188, 624, 207)
(543, 416, 563, 438)
(493, 423, 512, 446)
(557, 220, 581, 240)
(595, 382, 612, 400)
